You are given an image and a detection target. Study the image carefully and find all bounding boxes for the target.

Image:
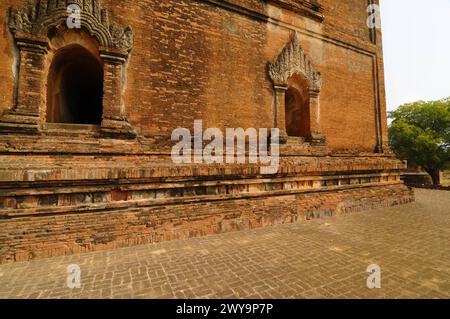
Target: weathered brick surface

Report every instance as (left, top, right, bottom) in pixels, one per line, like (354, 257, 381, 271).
(0, 180, 413, 263)
(0, 0, 412, 263)
(0, 189, 447, 299)
(1, 0, 386, 151)
(0, 153, 414, 263)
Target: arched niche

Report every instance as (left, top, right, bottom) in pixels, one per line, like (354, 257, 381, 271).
(1, 0, 135, 138)
(269, 32, 325, 145)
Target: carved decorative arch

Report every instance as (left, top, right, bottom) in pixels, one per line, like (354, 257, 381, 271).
(8, 0, 133, 52)
(269, 32, 321, 92)
(1, 0, 136, 138)
(269, 32, 325, 145)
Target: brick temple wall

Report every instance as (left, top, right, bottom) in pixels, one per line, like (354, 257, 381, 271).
(0, 0, 411, 263)
(0, 0, 386, 152)
(1, 184, 413, 263)
(0, 155, 414, 263)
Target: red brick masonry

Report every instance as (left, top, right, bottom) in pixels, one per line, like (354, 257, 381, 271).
(0, 155, 413, 263)
(0, 0, 414, 263)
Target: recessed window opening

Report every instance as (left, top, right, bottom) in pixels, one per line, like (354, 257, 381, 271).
(285, 85, 310, 138)
(47, 45, 103, 125)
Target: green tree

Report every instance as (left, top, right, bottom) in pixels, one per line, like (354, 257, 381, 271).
(389, 97, 450, 185)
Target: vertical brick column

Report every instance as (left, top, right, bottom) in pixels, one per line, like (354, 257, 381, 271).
(274, 84, 288, 144)
(101, 55, 124, 120)
(15, 37, 48, 117)
(99, 49, 136, 139)
(0, 35, 49, 133)
(308, 90, 325, 144)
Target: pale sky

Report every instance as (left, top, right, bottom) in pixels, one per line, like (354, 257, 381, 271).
(380, 0, 450, 111)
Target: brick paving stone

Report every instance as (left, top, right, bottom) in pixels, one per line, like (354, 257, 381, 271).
(0, 189, 448, 299)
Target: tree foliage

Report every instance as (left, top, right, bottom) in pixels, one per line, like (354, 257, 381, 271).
(388, 97, 450, 185)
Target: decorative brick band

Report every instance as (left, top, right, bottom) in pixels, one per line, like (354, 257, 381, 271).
(1, 172, 404, 218)
(0, 183, 413, 263)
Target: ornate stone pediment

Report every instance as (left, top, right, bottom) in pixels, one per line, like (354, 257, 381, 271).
(8, 0, 133, 52)
(269, 32, 322, 92)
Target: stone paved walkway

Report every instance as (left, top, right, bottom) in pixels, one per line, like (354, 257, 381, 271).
(0, 189, 449, 299)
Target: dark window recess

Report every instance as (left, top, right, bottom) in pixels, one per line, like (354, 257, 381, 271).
(47, 45, 104, 125)
(285, 86, 311, 138)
